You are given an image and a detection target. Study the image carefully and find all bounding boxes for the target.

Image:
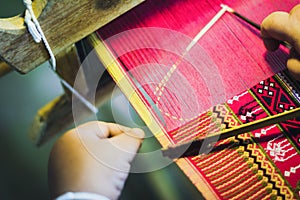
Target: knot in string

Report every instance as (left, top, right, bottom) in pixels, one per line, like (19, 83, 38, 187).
(23, 0, 32, 7)
(23, 0, 56, 70)
(24, 10, 42, 43)
(23, 0, 98, 114)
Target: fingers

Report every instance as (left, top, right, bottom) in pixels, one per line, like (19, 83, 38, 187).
(109, 128, 145, 162)
(110, 128, 145, 152)
(49, 121, 145, 200)
(70, 121, 145, 165)
(287, 48, 300, 80)
(105, 122, 136, 137)
(261, 5, 300, 52)
(72, 121, 144, 163)
(74, 121, 110, 138)
(75, 124, 144, 172)
(261, 38, 281, 51)
(261, 11, 291, 51)
(74, 121, 137, 139)
(261, 5, 300, 80)
(289, 4, 300, 53)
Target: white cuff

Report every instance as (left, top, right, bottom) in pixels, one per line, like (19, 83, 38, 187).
(55, 192, 110, 200)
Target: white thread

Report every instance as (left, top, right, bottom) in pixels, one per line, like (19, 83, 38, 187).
(59, 76, 99, 114)
(185, 5, 228, 52)
(220, 4, 234, 13)
(153, 5, 228, 108)
(23, 0, 99, 114)
(24, 0, 56, 70)
(24, 10, 41, 43)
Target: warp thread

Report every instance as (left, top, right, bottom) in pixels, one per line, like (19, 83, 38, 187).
(23, 0, 98, 113)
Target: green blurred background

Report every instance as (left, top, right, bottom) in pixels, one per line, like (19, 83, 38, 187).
(0, 1, 204, 199)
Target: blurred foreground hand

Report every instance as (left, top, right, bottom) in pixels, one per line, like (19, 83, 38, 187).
(261, 4, 300, 80)
(48, 121, 144, 200)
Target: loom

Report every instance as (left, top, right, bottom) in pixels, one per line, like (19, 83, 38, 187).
(1, 0, 299, 199)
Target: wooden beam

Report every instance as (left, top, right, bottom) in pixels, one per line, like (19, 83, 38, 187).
(0, 0, 144, 74)
(0, 61, 13, 76)
(55, 44, 89, 98)
(29, 81, 116, 146)
(29, 37, 117, 146)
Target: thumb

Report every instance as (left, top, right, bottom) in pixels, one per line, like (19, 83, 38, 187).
(287, 47, 300, 80)
(109, 128, 145, 163)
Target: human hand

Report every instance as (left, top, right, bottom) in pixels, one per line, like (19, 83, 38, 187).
(261, 4, 300, 80)
(48, 121, 144, 200)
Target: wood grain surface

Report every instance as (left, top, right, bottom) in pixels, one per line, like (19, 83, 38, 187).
(0, 0, 144, 73)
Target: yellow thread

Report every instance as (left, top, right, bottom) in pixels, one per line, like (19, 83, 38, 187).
(206, 156, 242, 177)
(230, 181, 262, 200)
(216, 167, 252, 189)
(221, 175, 257, 196)
(201, 151, 236, 171)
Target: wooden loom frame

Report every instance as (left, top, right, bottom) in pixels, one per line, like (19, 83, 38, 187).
(87, 33, 218, 199)
(1, 1, 299, 199)
(0, 0, 144, 145)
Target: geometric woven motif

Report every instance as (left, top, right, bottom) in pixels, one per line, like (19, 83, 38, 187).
(251, 74, 300, 149)
(170, 72, 300, 198)
(96, 0, 300, 198)
(172, 71, 300, 199)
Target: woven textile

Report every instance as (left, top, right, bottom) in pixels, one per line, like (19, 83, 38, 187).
(170, 70, 300, 199)
(95, 0, 300, 199)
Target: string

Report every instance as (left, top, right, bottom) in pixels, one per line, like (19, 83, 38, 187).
(105, 5, 229, 123)
(154, 5, 229, 112)
(23, 0, 56, 70)
(23, 0, 98, 114)
(185, 5, 229, 53)
(220, 4, 287, 75)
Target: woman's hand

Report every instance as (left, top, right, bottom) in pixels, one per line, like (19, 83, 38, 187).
(261, 4, 300, 80)
(48, 121, 144, 200)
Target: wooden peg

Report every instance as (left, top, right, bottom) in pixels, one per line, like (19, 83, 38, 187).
(0, 0, 144, 74)
(55, 44, 89, 98)
(29, 37, 117, 146)
(29, 75, 116, 146)
(0, 60, 13, 76)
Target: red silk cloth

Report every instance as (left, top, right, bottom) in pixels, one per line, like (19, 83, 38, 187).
(97, 0, 300, 199)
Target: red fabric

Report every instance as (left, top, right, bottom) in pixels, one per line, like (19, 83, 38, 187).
(98, 0, 296, 132)
(96, 0, 300, 199)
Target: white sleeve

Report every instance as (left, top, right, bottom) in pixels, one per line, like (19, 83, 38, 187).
(55, 192, 110, 200)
